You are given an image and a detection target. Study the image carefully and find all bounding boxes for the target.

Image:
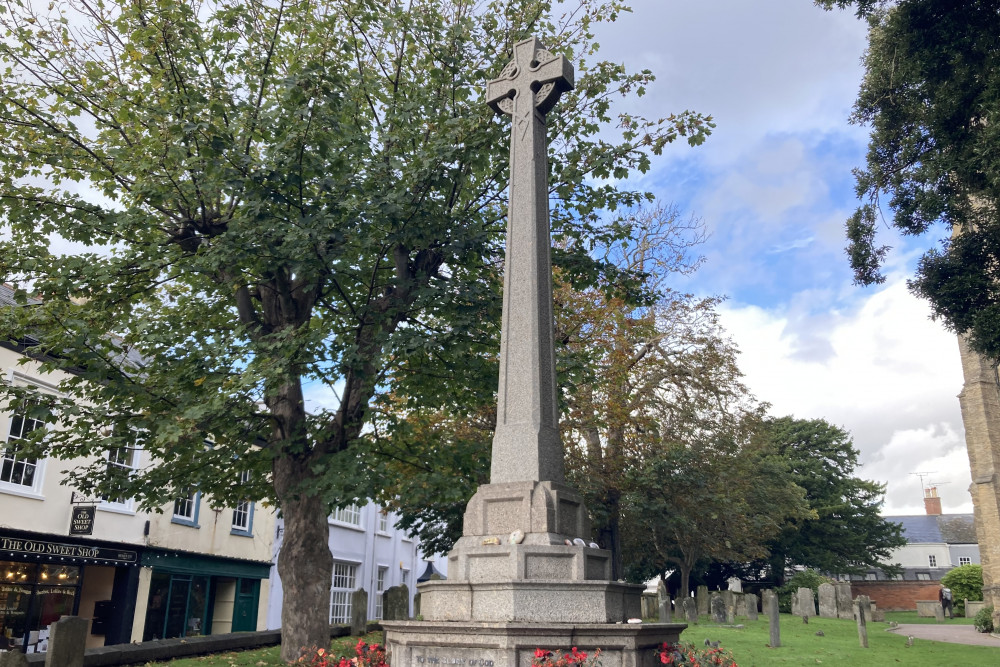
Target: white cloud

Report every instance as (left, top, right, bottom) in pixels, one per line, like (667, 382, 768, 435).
(718, 277, 972, 515)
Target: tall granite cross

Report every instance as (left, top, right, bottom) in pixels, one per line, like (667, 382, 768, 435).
(485, 37, 573, 484)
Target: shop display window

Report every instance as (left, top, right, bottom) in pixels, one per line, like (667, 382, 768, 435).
(0, 561, 80, 654)
(143, 571, 209, 641)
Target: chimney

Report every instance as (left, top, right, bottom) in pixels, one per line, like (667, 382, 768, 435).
(924, 486, 943, 515)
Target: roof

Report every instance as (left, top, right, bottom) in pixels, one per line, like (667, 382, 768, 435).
(0, 283, 41, 307)
(882, 514, 977, 545)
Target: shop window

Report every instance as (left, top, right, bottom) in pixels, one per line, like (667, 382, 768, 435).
(143, 572, 209, 640)
(329, 562, 357, 624)
(172, 490, 200, 527)
(102, 431, 140, 509)
(0, 561, 80, 654)
(232, 471, 254, 535)
(375, 566, 387, 619)
(331, 504, 361, 527)
(1, 401, 46, 494)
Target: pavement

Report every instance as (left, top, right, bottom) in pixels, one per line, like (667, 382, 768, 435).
(888, 623, 1000, 648)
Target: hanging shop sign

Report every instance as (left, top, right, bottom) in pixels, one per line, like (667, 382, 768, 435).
(69, 506, 96, 536)
(0, 535, 137, 565)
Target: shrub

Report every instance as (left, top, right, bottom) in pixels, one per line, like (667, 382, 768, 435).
(941, 564, 983, 616)
(974, 605, 994, 634)
(777, 570, 833, 614)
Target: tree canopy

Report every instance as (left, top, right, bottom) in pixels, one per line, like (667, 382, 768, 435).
(750, 417, 905, 585)
(0, 0, 712, 658)
(817, 0, 1000, 360)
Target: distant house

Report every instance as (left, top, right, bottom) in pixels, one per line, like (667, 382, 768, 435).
(878, 488, 979, 581)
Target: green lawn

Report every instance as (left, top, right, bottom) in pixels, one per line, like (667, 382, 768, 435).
(677, 613, 998, 666)
(883, 610, 976, 625)
(138, 618, 1000, 667)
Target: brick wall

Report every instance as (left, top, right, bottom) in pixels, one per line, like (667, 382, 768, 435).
(850, 581, 941, 611)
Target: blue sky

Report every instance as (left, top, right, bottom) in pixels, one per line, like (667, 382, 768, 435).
(593, 0, 971, 515)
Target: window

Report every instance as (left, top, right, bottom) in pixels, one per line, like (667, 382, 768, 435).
(401, 569, 410, 588)
(864, 573, 876, 581)
(329, 562, 357, 624)
(893, 574, 904, 581)
(232, 470, 254, 535)
(959, 556, 972, 566)
(173, 489, 200, 526)
(331, 504, 361, 526)
(102, 431, 140, 508)
(375, 566, 387, 619)
(917, 573, 931, 581)
(1, 401, 45, 492)
(928, 555, 937, 567)
(378, 509, 389, 534)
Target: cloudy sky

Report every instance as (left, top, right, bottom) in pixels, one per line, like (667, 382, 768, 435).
(592, 0, 971, 515)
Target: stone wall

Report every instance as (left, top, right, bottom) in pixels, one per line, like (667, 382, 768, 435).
(849, 581, 941, 611)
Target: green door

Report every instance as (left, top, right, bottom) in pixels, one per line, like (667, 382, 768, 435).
(231, 578, 258, 632)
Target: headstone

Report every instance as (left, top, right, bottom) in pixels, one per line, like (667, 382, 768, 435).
(746, 593, 758, 621)
(413, 590, 421, 617)
(351, 588, 368, 635)
(0, 651, 29, 667)
(684, 597, 698, 623)
(710, 594, 726, 624)
(727, 577, 743, 592)
(721, 589, 735, 614)
(383, 585, 410, 621)
(855, 595, 870, 648)
(44, 616, 89, 667)
(641, 592, 657, 619)
(697, 585, 709, 615)
(657, 580, 671, 622)
(818, 583, 837, 618)
(735, 593, 747, 618)
(835, 583, 853, 620)
(763, 590, 780, 648)
(933, 604, 945, 623)
(796, 587, 816, 617)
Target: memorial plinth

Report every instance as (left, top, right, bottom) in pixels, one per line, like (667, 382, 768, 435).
(383, 36, 685, 667)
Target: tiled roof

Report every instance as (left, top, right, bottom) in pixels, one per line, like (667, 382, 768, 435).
(0, 283, 41, 307)
(883, 513, 977, 545)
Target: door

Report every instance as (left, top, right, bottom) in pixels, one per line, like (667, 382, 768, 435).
(231, 578, 258, 633)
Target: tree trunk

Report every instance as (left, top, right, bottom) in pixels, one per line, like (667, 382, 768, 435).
(769, 553, 786, 588)
(275, 457, 334, 663)
(596, 489, 623, 579)
(679, 564, 692, 601)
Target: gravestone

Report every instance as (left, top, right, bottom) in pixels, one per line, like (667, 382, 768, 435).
(835, 583, 853, 620)
(818, 583, 837, 618)
(684, 597, 698, 623)
(383, 585, 410, 621)
(855, 595, 871, 648)
(381, 37, 686, 667)
(796, 587, 816, 617)
(351, 589, 368, 635)
(711, 594, 726, 624)
(44, 616, 88, 667)
(763, 590, 780, 648)
(933, 604, 945, 623)
(721, 589, 735, 614)
(641, 592, 657, 619)
(413, 591, 421, 617)
(657, 580, 671, 622)
(745, 593, 758, 621)
(735, 594, 747, 618)
(697, 585, 709, 615)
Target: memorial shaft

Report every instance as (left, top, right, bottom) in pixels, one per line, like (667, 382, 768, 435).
(486, 37, 573, 484)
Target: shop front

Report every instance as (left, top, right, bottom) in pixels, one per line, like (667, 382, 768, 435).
(140, 550, 268, 641)
(0, 530, 140, 654)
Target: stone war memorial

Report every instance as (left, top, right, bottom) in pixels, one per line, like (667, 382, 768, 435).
(381, 37, 686, 667)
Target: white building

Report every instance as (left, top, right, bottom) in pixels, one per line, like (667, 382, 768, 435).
(265, 502, 437, 628)
(0, 286, 275, 655)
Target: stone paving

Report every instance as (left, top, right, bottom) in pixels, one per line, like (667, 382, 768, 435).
(888, 623, 1000, 648)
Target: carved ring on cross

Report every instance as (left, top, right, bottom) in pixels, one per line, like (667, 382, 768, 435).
(486, 37, 574, 118)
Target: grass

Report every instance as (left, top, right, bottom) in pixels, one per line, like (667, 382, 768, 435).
(136, 617, 1000, 667)
(677, 613, 998, 666)
(883, 610, 976, 625)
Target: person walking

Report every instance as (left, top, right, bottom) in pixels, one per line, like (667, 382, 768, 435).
(939, 585, 954, 619)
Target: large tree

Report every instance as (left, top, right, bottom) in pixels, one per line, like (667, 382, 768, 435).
(751, 417, 905, 585)
(0, 0, 712, 659)
(818, 0, 1000, 360)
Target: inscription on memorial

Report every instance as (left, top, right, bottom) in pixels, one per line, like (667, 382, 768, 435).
(415, 657, 494, 666)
